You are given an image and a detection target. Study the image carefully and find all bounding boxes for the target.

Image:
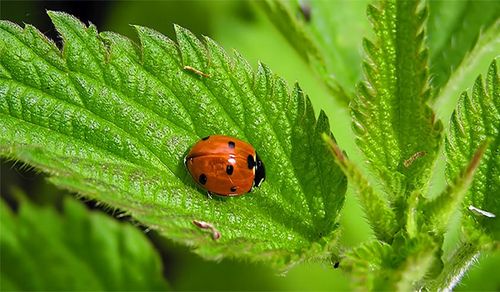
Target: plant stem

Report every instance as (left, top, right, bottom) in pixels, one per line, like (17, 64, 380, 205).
(426, 241, 480, 291)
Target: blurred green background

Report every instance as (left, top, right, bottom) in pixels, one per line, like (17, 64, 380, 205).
(1, 1, 498, 290)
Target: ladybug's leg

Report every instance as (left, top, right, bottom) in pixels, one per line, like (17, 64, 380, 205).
(207, 191, 213, 199)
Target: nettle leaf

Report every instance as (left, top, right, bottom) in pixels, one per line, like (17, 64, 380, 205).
(428, 0, 500, 95)
(301, 0, 370, 95)
(432, 21, 500, 123)
(0, 11, 346, 270)
(257, 0, 323, 69)
(258, 0, 370, 104)
(343, 236, 437, 291)
(425, 142, 487, 234)
(341, 241, 393, 290)
(323, 135, 397, 242)
(351, 1, 442, 201)
(445, 59, 499, 242)
(0, 196, 168, 290)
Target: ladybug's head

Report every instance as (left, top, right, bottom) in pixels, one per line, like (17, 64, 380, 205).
(254, 154, 266, 188)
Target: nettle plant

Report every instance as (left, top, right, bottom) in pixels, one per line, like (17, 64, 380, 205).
(0, 0, 498, 290)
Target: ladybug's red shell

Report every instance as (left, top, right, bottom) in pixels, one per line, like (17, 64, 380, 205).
(185, 135, 265, 196)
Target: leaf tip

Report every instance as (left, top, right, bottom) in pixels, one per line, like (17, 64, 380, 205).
(173, 23, 193, 39)
(47, 10, 74, 23)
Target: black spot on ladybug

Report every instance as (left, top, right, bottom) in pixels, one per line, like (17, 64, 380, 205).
(202, 136, 210, 140)
(333, 261, 340, 269)
(230, 186, 237, 192)
(199, 174, 207, 185)
(247, 155, 255, 169)
(228, 141, 235, 148)
(226, 165, 234, 175)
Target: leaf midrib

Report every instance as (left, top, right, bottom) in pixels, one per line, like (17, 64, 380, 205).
(1, 71, 167, 171)
(0, 110, 154, 173)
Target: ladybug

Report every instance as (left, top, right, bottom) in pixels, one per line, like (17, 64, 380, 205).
(185, 135, 265, 196)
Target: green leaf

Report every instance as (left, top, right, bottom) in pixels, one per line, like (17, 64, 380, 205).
(425, 142, 488, 234)
(257, 0, 353, 105)
(301, 0, 370, 94)
(432, 20, 500, 124)
(323, 134, 397, 242)
(428, 0, 500, 95)
(0, 11, 347, 270)
(0, 196, 168, 290)
(342, 241, 393, 290)
(390, 245, 436, 292)
(257, 0, 323, 68)
(351, 1, 442, 201)
(445, 59, 500, 242)
(342, 238, 436, 291)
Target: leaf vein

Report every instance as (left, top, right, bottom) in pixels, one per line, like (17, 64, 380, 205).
(111, 37, 198, 134)
(2, 78, 170, 172)
(182, 35, 245, 136)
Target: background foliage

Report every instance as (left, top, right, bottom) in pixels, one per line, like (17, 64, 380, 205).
(1, 0, 499, 290)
